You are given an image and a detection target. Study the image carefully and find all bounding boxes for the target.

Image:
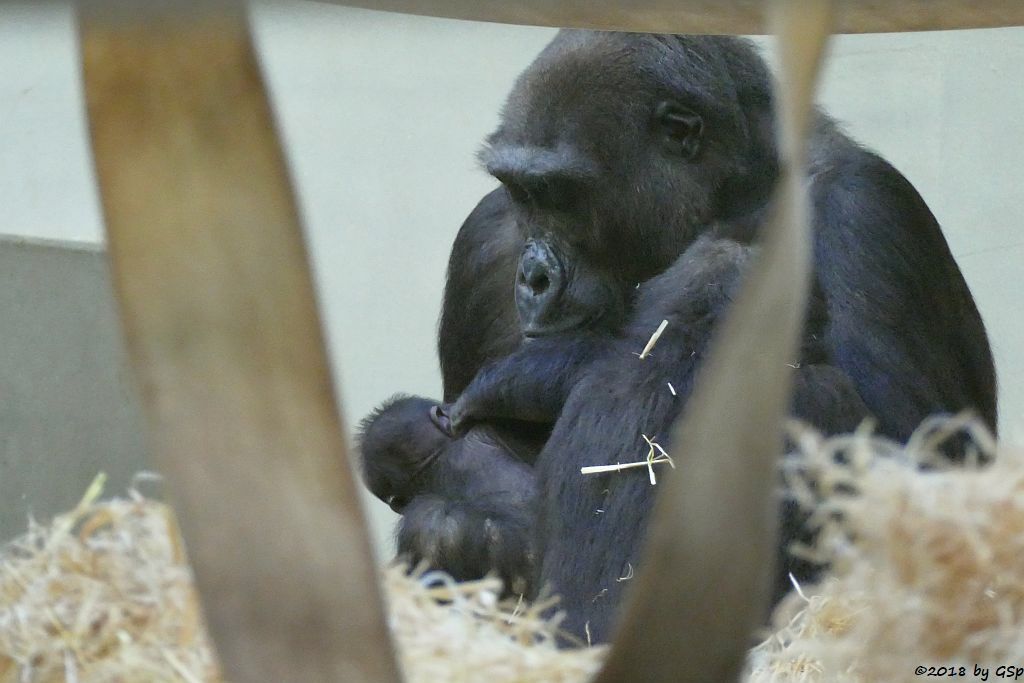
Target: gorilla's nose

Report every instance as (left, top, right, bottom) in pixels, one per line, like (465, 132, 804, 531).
(516, 239, 565, 334)
(521, 251, 552, 295)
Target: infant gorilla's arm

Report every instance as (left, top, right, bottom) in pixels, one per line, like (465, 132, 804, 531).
(358, 395, 539, 594)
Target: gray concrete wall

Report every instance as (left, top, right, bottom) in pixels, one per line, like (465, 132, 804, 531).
(0, 237, 146, 541)
(1, 2, 1021, 558)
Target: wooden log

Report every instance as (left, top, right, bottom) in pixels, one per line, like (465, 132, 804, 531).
(323, 0, 1024, 34)
(78, 4, 401, 682)
(595, 0, 834, 681)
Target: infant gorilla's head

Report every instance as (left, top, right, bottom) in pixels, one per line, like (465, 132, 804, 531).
(358, 395, 452, 513)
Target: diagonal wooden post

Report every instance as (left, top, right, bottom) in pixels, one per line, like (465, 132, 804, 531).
(595, 1, 834, 681)
(77, 3, 400, 681)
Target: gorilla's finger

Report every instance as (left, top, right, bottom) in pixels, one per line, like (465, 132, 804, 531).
(429, 404, 456, 437)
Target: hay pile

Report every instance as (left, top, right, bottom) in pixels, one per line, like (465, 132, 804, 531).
(1, 418, 1022, 682)
(385, 570, 604, 682)
(0, 475, 218, 683)
(747, 417, 1024, 682)
(0, 476, 604, 683)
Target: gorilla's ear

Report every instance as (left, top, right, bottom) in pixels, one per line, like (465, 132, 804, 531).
(654, 101, 704, 160)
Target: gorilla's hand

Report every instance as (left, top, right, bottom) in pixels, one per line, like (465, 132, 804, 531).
(429, 403, 457, 437)
(445, 396, 475, 437)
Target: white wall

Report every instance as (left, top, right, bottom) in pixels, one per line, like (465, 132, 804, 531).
(1, 1, 1021, 558)
(0, 4, 103, 243)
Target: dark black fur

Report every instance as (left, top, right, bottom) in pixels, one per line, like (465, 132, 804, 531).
(448, 236, 871, 640)
(359, 31, 996, 642)
(358, 395, 538, 595)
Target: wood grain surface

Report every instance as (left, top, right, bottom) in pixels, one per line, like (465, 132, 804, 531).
(78, 5, 401, 681)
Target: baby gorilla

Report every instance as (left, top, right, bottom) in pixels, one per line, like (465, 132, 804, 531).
(358, 395, 538, 595)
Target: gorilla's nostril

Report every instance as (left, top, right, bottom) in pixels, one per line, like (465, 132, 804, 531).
(519, 258, 553, 297)
(518, 239, 562, 305)
(529, 273, 550, 294)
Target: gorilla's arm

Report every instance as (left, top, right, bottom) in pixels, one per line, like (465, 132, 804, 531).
(447, 334, 607, 432)
(532, 238, 759, 641)
(438, 188, 525, 403)
(447, 237, 759, 432)
(528, 239, 874, 641)
(810, 143, 996, 441)
(790, 365, 872, 435)
(440, 188, 605, 431)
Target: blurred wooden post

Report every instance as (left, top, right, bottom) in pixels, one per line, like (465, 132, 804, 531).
(323, 0, 1024, 33)
(77, 4, 401, 682)
(593, 2, 834, 681)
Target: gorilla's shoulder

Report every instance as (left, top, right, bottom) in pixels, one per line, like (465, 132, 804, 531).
(466, 186, 512, 222)
(807, 123, 936, 239)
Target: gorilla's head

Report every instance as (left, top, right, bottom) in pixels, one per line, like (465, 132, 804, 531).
(358, 395, 451, 513)
(479, 32, 777, 338)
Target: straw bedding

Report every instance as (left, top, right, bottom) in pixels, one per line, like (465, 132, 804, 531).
(1, 417, 1021, 683)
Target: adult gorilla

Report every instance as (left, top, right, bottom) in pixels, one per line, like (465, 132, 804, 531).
(360, 31, 996, 642)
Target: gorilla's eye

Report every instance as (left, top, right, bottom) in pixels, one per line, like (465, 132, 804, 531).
(496, 173, 567, 211)
(500, 178, 531, 205)
(654, 101, 704, 160)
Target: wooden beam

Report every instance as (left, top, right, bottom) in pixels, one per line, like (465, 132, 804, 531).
(78, 4, 401, 682)
(322, 0, 1024, 34)
(595, 0, 834, 680)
